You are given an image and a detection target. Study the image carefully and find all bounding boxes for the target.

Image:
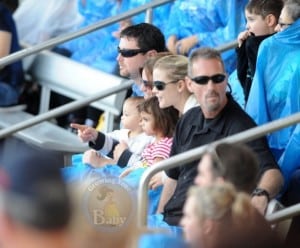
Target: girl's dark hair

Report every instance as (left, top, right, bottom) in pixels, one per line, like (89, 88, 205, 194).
(137, 97, 179, 137)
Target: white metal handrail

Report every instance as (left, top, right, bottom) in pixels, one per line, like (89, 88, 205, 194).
(267, 203, 300, 224)
(137, 112, 300, 226)
(0, 0, 174, 69)
(0, 80, 132, 139)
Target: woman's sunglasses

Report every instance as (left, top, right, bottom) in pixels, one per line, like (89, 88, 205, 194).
(191, 74, 226, 85)
(153, 80, 178, 91)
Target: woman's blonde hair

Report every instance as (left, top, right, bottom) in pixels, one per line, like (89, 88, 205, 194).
(153, 55, 188, 82)
(188, 183, 253, 224)
(187, 183, 280, 248)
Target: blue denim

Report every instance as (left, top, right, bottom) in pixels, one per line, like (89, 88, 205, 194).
(0, 82, 19, 106)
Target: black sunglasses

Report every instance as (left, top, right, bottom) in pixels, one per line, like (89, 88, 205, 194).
(118, 46, 147, 58)
(191, 74, 226, 85)
(153, 80, 178, 91)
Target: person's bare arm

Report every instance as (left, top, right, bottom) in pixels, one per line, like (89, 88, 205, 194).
(251, 168, 284, 214)
(0, 31, 11, 58)
(156, 176, 177, 213)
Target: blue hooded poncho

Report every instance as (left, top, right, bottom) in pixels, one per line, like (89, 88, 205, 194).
(246, 19, 300, 189)
(165, 0, 247, 74)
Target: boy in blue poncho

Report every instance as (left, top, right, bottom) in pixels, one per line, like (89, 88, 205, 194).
(246, 0, 300, 193)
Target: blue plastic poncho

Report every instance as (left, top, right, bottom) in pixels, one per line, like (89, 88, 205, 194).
(165, 0, 247, 74)
(62, 153, 162, 215)
(120, 0, 172, 34)
(246, 19, 300, 188)
(60, 0, 119, 73)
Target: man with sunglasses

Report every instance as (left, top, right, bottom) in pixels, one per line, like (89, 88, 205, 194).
(117, 23, 166, 96)
(157, 47, 283, 226)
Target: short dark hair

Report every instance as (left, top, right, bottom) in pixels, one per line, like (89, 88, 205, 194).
(206, 143, 259, 193)
(137, 96, 178, 137)
(246, 0, 284, 20)
(120, 23, 166, 53)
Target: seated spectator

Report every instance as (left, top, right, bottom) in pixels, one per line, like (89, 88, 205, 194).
(0, 152, 72, 248)
(140, 52, 172, 99)
(230, 0, 283, 107)
(152, 54, 198, 115)
(13, 0, 82, 45)
(165, 0, 248, 74)
(181, 183, 283, 248)
(0, 1, 24, 106)
(194, 143, 259, 194)
(117, 23, 167, 97)
(156, 47, 282, 227)
(148, 142, 260, 235)
(246, 0, 300, 192)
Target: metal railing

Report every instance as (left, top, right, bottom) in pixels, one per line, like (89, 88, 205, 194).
(0, 80, 132, 139)
(0, 0, 174, 69)
(267, 203, 300, 224)
(137, 112, 300, 226)
(0, 0, 174, 139)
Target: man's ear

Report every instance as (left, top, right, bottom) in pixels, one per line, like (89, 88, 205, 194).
(185, 76, 194, 93)
(146, 49, 158, 57)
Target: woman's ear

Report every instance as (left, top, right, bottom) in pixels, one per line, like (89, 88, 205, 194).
(177, 79, 186, 92)
(202, 219, 215, 235)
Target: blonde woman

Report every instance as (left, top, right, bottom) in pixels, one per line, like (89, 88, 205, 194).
(152, 55, 198, 115)
(181, 183, 282, 248)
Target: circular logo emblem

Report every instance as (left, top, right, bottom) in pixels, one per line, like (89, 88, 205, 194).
(81, 175, 135, 232)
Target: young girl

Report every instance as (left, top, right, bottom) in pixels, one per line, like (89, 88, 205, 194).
(119, 96, 179, 186)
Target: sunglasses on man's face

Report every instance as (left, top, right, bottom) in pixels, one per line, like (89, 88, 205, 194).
(118, 47, 147, 58)
(153, 80, 178, 91)
(191, 74, 226, 85)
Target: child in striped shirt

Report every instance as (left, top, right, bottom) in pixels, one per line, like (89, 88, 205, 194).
(120, 96, 179, 190)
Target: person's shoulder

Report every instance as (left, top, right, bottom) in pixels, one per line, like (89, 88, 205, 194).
(225, 95, 257, 127)
(181, 106, 201, 120)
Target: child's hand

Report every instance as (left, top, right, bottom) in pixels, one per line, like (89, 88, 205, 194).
(113, 141, 129, 161)
(82, 150, 111, 168)
(149, 171, 164, 190)
(167, 35, 177, 54)
(237, 30, 251, 47)
(70, 123, 98, 143)
(119, 167, 134, 178)
(175, 35, 198, 55)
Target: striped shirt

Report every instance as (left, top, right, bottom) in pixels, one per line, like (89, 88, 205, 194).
(140, 137, 173, 167)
